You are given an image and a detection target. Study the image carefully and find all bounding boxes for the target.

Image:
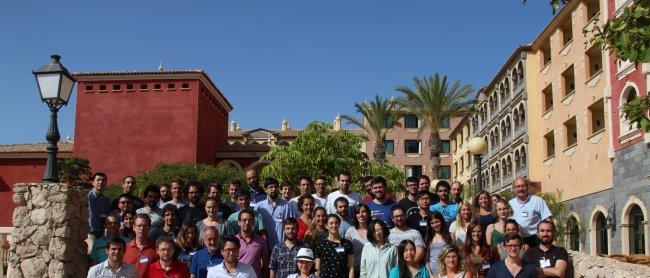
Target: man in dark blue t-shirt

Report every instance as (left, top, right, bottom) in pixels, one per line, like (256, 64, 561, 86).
(488, 232, 536, 278)
(365, 176, 396, 227)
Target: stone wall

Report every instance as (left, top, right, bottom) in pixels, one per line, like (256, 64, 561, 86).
(8, 183, 89, 278)
(570, 250, 650, 278)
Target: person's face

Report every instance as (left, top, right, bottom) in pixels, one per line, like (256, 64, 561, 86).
(238, 212, 254, 232)
(430, 217, 442, 232)
(491, 196, 500, 205)
(118, 197, 132, 212)
(335, 201, 348, 216)
(451, 183, 462, 198)
(123, 214, 134, 228)
(418, 179, 430, 191)
(284, 223, 298, 240)
(301, 199, 315, 216)
(338, 175, 351, 192)
(281, 186, 291, 199)
(228, 183, 239, 197)
(505, 223, 519, 234)
(134, 218, 150, 239)
(105, 216, 120, 235)
(479, 193, 490, 209)
(266, 184, 279, 199)
(460, 205, 472, 220)
(406, 181, 418, 195)
(205, 200, 218, 218)
(403, 243, 416, 263)
(315, 179, 327, 193)
(122, 177, 135, 193)
(513, 179, 529, 199)
(145, 191, 160, 208)
(159, 186, 170, 200)
(157, 241, 174, 261)
(208, 187, 220, 199)
(204, 230, 220, 252)
(356, 207, 369, 224)
(470, 225, 483, 243)
(93, 175, 106, 192)
(184, 227, 198, 245)
(245, 170, 259, 187)
(164, 210, 176, 226)
(221, 241, 239, 263)
(437, 186, 449, 201)
(373, 223, 385, 243)
(237, 196, 251, 209)
(371, 182, 385, 200)
(418, 194, 431, 209)
(391, 209, 406, 228)
(188, 186, 201, 204)
(315, 210, 326, 228)
(107, 244, 125, 263)
(538, 223, 555, 245)
(326, 217, 340, 234)
(505, 239, 523, 259)
(363, 179, 373, 194)
(299, 179, 311, 195)
(296, 260, 314, 274)
(496, 202, 510, 219)
(444, 251, 460, 271)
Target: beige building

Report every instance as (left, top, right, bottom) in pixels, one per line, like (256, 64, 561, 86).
(449, 116, 472, 187)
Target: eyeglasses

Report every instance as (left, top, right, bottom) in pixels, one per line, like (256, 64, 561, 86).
(505, 244, 522, 249)
(223, 248, 239, 254)
(445, 255, 459, 260)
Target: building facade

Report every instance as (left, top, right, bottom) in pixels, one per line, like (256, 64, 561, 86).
(450, 116, 472, 187)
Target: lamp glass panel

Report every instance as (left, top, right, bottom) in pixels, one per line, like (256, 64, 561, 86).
(59, 75, 74, 104)
(37, 73, 61, 100)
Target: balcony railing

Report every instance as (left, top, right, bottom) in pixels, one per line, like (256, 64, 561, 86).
(515, 165, 528, 178)
(514, 81, 525, 97)
(490, 108, 499, 120)
(502, 132, 512, 146)
(514, 123, 526, 138)
(503, 173, 514, 186)
(490, 143, 501, 157)
(492, 179, 501, 191)
(501, 95, 511, 108)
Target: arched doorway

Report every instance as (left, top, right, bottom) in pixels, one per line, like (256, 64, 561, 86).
(630, 205, 645, 254)
(567, 215, 580, 251)
(596, 212, 608, 255)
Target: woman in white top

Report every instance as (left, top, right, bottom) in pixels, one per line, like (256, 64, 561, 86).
(359, 219, 398, 278)
(449, 201, 472, 245)
(287, 247, 321, 278)
(344, 203, 370, 277)
(437, 245, 470, 278)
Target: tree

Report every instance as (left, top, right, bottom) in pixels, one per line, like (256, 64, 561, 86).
(341, 94, 402, 162)
(57, 157, 92, 188)
(396, 74, 474, 179)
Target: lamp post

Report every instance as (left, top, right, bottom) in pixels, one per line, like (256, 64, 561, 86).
(33, 55, 76, 183)
(468, 137, 488, 190)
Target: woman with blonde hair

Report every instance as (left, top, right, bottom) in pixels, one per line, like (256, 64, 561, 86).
(449, 201, 472, 245)
(485, 199, 513, 248)
(437, 245, 470, 278)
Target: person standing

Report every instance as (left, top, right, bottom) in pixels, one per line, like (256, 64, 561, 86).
(290, 176, 322, 213)
(281, 182, 294, 201)
(473, 191, 497, 230)
(398, 176, 420, 215)
(159, 184, 172, 204)
(344, 204, 370, 276)
(387, 205, 425, 264)
(312, 176, 329, 208)
(115, 194, 134, 224)
(207, 182, 234, 219)
(388, 240, 430, 278)
(325, 171, 361, 216)
(236, 208, 269, 278)
(365, 176, 396, 227)
(509, 178, 552, 248)
(224, 180, 242, 213)
(87, 237, 138, 278)
(90, 215, 130, 265)
(176, 223, 202, 268)
(449, 201, 473, 245)
(269, 218, 308, 278)
(360, 176, 375, 204)
(178, 183, 207, 227)
(136, 185, 164, 228)
(110, 176, 144, 211)
(256, 177, 297, 249)
(286, 247, 319, 278)
(523, 220, 568, 278)
(359, 219, 398, 278)
(246, 169, 267, 205)
(486, 233, 536, 278)
(149, 204, 179, 241)
(426, 212, 454, 276)
(123, 214, 159, 278)
(314, 214, 354, 278)
(450, 181, 464, 204)
(405, 190, 432, 239)
(196, 197, 236, 240)
(429, 181, 459, 224)
(296, 195, 317, 240)
(462, 220, 499, 278)
(88, 172, 112, 239)
(487, 199, 514, 250)
(418, 175, 439, 204)
(333, 197, 354, 236)
(228, 189, 267, 235)
(190, 226, 223, 278)
(145, 236, 189, 278)
(437, 246, 470, 278)
(207, 235, 258, 277)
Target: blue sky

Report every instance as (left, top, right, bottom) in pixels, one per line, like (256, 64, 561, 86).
(0, 1, 553, 144)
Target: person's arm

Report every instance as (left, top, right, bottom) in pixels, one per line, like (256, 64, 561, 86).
(415, 246, 425, 265)
(315, 258, 321, 276)
(359, 245, 367, 278)
(261, 243, 270, 278)
(538, 259, 568, 277)
(347, 254, 354, 278)
(486, 224, 494, 246)
(269, 270, 275, 278)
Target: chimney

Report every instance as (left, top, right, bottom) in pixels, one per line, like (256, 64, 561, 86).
(333, 114, 342, 131)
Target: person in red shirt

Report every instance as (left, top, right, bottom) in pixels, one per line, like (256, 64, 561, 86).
(146, 236, 189, 278)
(123, 214, 159, 278)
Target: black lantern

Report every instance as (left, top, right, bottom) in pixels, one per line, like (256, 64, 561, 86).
(33, 55, 76, 182)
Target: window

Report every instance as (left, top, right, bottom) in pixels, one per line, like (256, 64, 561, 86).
(167, 83, 176, 91)
(153, 83, 162, 91)
(84, 85, 93, 92)
(586, 45, 602, 78)
(139, 84, 148, 91)
(617, 59, 633, 74)
(596, 212, 608, 255)
(404, 140, 421, 154)
(181, 83, 190, 90)
(542, 84, 554, 112)
(564, 117, 577, 147)
(629, 205, 645, 254)
(112, 84, 121, 91)
(126, 84, 134, 91)
(98, 84, 107, 92)
(561, 18, 573, 46)
(588, 99, 605, 135)
(384, 140, 395, 155)
(404, 114, 419, 128)
(441, 140, 451, 154)
(586, 0, 600, 23)
(562, 65, 575, 97)
(544, 131, 555, 158)
(441, 117, 450, 128)
(405, 165, 423, 178)
(567, 217, 580, 251)
(383, 115, 395, 128)
(541, 41, 552, 66)
(620, 87, 640, 135)
(438, 166, 451, 179)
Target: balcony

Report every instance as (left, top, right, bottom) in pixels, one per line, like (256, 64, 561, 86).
(514, 81, 525, 97)
(492, 179, 501, 191)
(515, 165, 528, 178)
(514, 123, 526, 138)
(490, 108, 499, 120)
(490, 143, 501, 157)
(503, 173, 514, 186)
(502, 132, 512, 146)
(501, 95, 511, 108)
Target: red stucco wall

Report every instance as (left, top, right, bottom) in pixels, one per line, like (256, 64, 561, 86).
(196, 85, 229, 165)
(0, 158, 47, 226)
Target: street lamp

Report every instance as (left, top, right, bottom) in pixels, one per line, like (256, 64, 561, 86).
(33, 55, 76, 183)
(468, 137, 488, 190)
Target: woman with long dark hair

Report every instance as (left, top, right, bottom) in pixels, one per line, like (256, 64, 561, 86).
(472, 191, 496, 230)
(297, 194, 317, 240)
(344, 203, 370, 276)
(388, 239, 429, 278)
(175, 222, 201, 267)
(461, 220, 498, 278)
(426, 212, 453, 276)
(359, 219, 398, 278)
(118, 209, 135, 240)
(304, 206, 328, 245)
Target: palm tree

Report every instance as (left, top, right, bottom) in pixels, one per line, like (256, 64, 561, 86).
(396, 73, 474, 179)
(342, 94, 402, 162)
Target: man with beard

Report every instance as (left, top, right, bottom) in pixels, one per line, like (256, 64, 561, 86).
(227, 189, 267, 236)
(236, 208, 268, 278)
(110, 176, 144, 211)
(360, 176, 375, 204)
(523, 220, 568, 277)
(312, 176, 328, 208)
(255, 178, 297, 249)
(450, 181, 464, 204)
(246, 169, 267, 206)
(145, 236, 189, 277)
(388, 205, 425, 264)
(325, 171, 361, 216)
(190, 226, 223, 278)
(87, 237, 137, 278)
(178, 183, 207, 226)
(136, 185, 164, 228)
(398, 176, 420, 215)
(429, 180, 459, 224)
(418, 175, 439, 204)
(365, 176, 396, 227)
(290, 176, 322, 213)
(90, 215, 131, 265)
(123, 214, 159, 278)
(207, 235, 257, 277)
(159, 184, 172, 205)
(161, 179, 187, 209)
(223, 180, 241, 213)
(269, 218, 307, 278)
(509, 177, 552, 248)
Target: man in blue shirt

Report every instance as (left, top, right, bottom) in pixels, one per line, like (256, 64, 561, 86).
(88, 172, 112, 238)
(487, 232, 536, 278)
(190, 226, 223, 278)
(365, 176, 396, 227)
(255, 177, 297, 249)
(245, 169, 267, 206)
(429, 180, 458, 224)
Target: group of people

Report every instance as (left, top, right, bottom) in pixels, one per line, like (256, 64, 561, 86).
(85, 169, 569, 278)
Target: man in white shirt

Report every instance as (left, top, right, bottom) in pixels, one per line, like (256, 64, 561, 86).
(312, 176, 328, 208)
(325, 171, 361, 216)
(289, 176, 322, 212)
(509, 177, 552, 248)
(87, 237, 137, 278)
(207, 235, 257, 278)
(387, 205, 426, 263)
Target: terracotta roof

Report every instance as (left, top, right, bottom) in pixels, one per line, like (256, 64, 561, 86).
(229, 128, 363, 138)
(0, 141, 74, 154)
(73, 70, 206, 76)
(217, 143, 271, 153)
